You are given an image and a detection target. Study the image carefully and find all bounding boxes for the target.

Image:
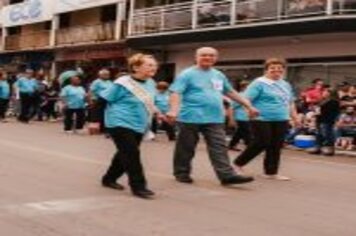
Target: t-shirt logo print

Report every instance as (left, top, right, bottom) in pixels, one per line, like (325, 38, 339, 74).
(211, 78, 223, 92)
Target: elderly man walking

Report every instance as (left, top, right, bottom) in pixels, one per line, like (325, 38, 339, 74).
(167, 47, 259, 185)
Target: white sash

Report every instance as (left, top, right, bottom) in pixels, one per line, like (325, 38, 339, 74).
(256, 77, 291, 106)
(114, 75, 156, 117)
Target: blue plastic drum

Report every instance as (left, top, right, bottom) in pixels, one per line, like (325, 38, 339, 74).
(294, 135, 316, 148)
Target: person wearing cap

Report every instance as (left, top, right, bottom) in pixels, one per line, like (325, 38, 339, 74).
(167, 47, 258, 186)
(15, 69, 38, 123)
(152, 81, 176, 141)
(89, 69, 113, 134)
(0, 70, 10, 122)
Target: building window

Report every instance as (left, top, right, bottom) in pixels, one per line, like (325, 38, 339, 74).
(9, 0, 24, 4)
(101, 5, 117, 23)
(8, 26, 21, 35)
(59, 13, 71, 28)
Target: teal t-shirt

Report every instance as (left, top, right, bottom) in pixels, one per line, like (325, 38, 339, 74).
(245, 77, 294, 121)
(90, 79, 113, 100)
(15, 77, 37, 94)
(99, 77, 157, 134)
(170, 66, 233, 124)
(232, 103, 249, 121)
(60, 85, 86, 109)
(0, 80, 10, 99)
(155, 91, 170, 114)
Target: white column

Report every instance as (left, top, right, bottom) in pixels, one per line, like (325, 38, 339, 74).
(115, 2, 124, 40)
(1, 27, 7, 51)
(326, 0, 333, 15)
(230, 0, 236, 26)
(128, 0, 135, 36)
(192, 0, 199, 29)
(50, 15, 59, 47)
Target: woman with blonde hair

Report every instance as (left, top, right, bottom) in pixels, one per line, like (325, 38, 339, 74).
(90, 53, 161, 199)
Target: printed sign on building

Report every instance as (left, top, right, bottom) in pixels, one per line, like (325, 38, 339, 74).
(55, 0, 123, 13)
(2, 0, 53, 27)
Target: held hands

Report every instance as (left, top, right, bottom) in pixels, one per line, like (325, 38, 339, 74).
(166, 110, 178, 124)
(247, 106, 260, 119)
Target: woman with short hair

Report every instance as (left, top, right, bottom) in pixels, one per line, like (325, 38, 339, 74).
(90, 53, 160, 199)
(234, 58, 299, 180)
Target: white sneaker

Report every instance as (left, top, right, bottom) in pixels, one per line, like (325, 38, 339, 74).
(74, 129, 87, 135)
(262, 174, 291, 181)
(64, 130, 72, 135)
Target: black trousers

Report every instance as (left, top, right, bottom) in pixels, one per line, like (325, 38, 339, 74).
(63, 108, 86, 131)
(229, 121, 251, 148)
(151, 117, 176, 140)
(19, 93, 34, 122)
(102, 127, 146, 191)
(43, 101, 57, 119)
(0, 98, 9, 119)
(234, 121, 288, 175)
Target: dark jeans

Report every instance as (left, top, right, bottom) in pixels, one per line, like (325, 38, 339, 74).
(151, 117, 176, 140)
(102, 127, 146, 191)
(234, 121, 289, 175)
(19, 93, 34, 122)
(30, 94, 43, 121)
(0, 98, 9, 119)
(43, 101, 57, 119)
(316, 123, 336, 147)
(63, 108, 86, 131)
(173, 123, 236, 181)
(229, 121, 251, 148)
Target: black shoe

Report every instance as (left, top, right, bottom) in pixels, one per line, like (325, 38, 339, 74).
(175, 176, 194, 184)
(102, 181, 125, 190)
(221, 175, 254, 186)
(132, 190, 154, 199)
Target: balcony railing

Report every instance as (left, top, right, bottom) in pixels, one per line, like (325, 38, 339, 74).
(5, 31, 50, 50)
(130, 0, 356, 36)
(56, 22, 115, 45)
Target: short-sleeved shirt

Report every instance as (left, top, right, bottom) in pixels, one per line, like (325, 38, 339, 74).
(99, 77, 156, 134)
(170, 66, 233, 124)
(60, 85, 86, 109)
(245, 77, 294, 121)
(15, 77, 37, 94)
(90, 79, 113, 100)
(0, 80, 10, 99)
(155, 91, 170, 114)
(232, 92, 249, 121)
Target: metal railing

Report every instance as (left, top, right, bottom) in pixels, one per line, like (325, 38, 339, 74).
(130, 0, 356, 36)
(5, 30, 50, 50)
(56, 22, 115, 45)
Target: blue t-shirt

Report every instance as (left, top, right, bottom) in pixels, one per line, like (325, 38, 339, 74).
(15, 77, 37, 94)
(99, 77, 157, 134)
(90, 79, 113, 100)
(170, 66, 233, 124)
(245, 77, 294, 121)
(232, 103, 249, 121)
(0, 80, 10, 99)
(60, 85, 86, 109)
(155, 91, 170, 114)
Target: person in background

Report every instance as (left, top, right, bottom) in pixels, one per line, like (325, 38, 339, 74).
(228, 80, 251, 151)
(233, 58, 299, 181)
(152, 81, 176, 141)
(90, 53, 161, 199)
(0, 70, 10, 122)
(309, 88, 340, 156)
(31, 71, 47, 121)
(168, 47, 257, 186)
(302, 78, 325, 106)
(15, 69, 37, 123)
(60, 76, 87, 134)
(335, 106, 356, 151)
(43, 82, 59, 122)
(89, 69, 113, 134)
(338, 81, 355, 108)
